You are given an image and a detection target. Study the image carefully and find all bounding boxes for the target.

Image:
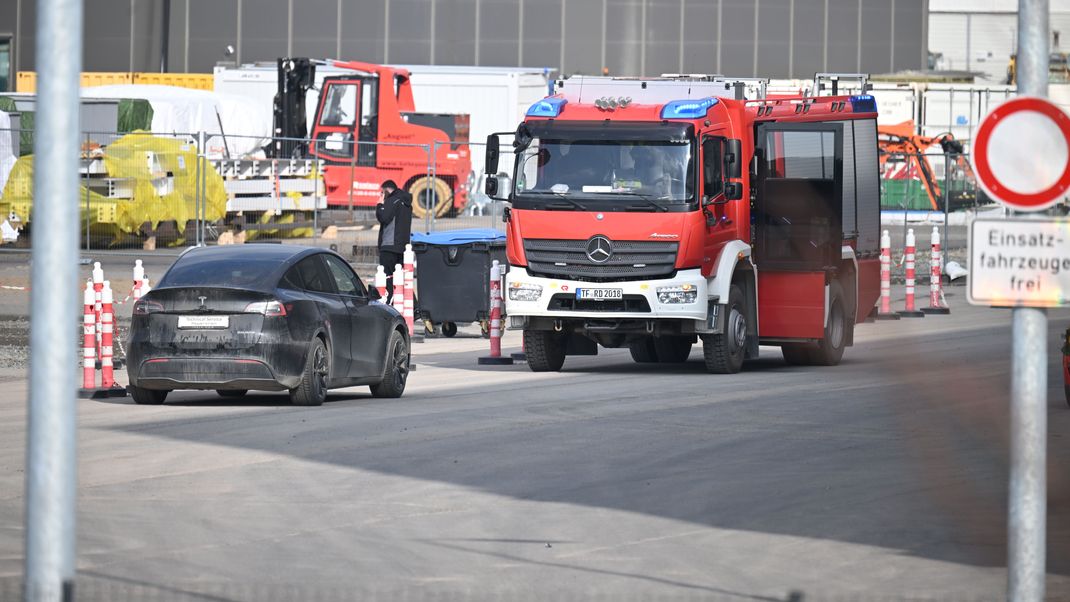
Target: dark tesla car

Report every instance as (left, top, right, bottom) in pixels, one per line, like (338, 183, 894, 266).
(127, 245, 409, 406)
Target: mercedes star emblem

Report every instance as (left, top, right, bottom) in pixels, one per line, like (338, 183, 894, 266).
(585, 236, 613, 263)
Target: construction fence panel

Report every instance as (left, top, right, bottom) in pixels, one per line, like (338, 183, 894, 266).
(879, 151, 990, 213)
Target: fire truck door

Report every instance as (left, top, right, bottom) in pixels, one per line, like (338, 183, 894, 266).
(753, 123, 843, 271)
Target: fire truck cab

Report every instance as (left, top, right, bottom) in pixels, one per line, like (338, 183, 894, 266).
(484, 74, 882, 373)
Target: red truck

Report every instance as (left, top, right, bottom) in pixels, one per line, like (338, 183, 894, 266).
(273, 58, 471, 218)
(484, 73, 882, 372)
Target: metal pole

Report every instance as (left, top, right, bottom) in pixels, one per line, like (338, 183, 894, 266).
(84, 132, 90, 251)
(1008, 2, 1048, 601)
(942, 152, 949, 268)
(160, 0, 170, 72)
(25, 0, 82, 597)
(425, 144, 432, 233)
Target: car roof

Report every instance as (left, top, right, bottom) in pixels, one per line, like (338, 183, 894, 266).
(162, 245, 338, 292)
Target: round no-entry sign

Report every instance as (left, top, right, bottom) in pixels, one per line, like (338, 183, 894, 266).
(971, 96, 1070, 211)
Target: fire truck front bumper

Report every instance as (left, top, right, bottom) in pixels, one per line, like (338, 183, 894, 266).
(504, 267, 711, 327)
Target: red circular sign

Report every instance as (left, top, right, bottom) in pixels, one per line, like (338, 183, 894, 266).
(971, 96, 1070, 211)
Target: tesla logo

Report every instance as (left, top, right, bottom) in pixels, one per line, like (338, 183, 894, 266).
(585, 236, 613, 263)
(198, 296, 207, 308)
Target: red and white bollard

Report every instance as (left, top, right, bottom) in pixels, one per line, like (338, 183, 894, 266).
(479, 260, 513, 365)
(374, 265, 388, 300)
(876, 229, 900, 320)
(81, 280, 97, 390)
(899, 228, 925, 318)
(100, 281, 116, 388)
(921, 226, 950, 315)
(402, 243, 417, 340)
(133, 259, 146, 302)
(391, 263, 405, 316)
(92, 261, 105, 352)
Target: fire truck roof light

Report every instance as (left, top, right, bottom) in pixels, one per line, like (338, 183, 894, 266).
(527, 97, 568, 117)
(849, 94, 878, 113)
(660, 97, 719, 119)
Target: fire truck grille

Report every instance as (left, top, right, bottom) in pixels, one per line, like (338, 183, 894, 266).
(523, 239, 679, 282)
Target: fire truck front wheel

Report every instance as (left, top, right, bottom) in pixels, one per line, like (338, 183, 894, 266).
(701, 284, 747, 374)
(809, 281, 848, 366)
(524, 329, 566, 372)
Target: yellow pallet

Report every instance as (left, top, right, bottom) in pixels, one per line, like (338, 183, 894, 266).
(132, 73, 213, 90)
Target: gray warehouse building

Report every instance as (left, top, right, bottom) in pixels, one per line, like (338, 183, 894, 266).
(1, 0, 927, 89)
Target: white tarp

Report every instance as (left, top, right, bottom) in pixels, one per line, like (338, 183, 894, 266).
(80, 85, 273, 159)
(0, 110, 16, 196)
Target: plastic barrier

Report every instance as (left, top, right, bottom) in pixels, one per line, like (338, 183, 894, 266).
(478, 260, 513, 365)
(374, 265, 388, 300)
(100, 282, 115, 388)
(92, 262, 105, 352)
(899, 228, 925, 318)
(132, 259, 146, 302)
(876, 230, 900, 320)
(391, 264, 405, 317)
(921, 226, 951, 315)
(81, 281, 96, 390)
(403, 244, 417, 339)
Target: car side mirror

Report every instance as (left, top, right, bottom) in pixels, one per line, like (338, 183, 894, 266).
(368, 286, 381, 301)
(724, 139, 742, 179)
(485, 135, 500, 175)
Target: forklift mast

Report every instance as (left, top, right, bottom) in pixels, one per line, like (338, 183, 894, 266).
(271, 57, 316, 159)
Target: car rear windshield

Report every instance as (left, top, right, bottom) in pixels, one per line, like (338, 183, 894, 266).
(158, 254, 283, 289)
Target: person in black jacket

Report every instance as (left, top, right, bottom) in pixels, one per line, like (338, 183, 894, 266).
(376, 180, 413, 300)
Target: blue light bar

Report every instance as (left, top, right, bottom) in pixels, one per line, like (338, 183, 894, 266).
(660, 97, 719, 119)
(849, 94, 878, 113)
(526, 97, 568, 117)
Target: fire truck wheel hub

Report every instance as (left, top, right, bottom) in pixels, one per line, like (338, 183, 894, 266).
(730, 308, 747, 351)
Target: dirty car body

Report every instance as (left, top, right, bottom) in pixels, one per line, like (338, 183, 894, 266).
(127, 245, 408, 404)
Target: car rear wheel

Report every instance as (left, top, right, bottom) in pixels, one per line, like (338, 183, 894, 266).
(130, 385, 168, 405)
(371, 330, 409, 398)
(290, 338, 329, 406)
(217, 389, 248, 398)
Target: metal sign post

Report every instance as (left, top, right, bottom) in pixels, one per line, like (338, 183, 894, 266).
(24, 0, 83, 598)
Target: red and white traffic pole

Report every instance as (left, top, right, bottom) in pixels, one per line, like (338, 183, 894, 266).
(374, 265, 388, 300)
(403, 244, 416, 337)
(81, 280, 96, 391)
(899, 228, 925, 318)
(876, 229, 900, 320)
(132, 259, 145, 302)
(100, 281, 115, 389)
(922, 226, 951, 315)
(478, 260, 513, 365)
(92, 261, 105, 353)
(391, 263, 405, 316)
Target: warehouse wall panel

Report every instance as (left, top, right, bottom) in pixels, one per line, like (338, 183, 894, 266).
(389, 0, 433, 64)
(892, 0, 924, 72)
(756, 0, 791, 78)
(646, 0, 682, 76)
(340, 0, 386, 63)
(83, 0, 134, 72)
(435, 0, 477, 65)
(793, 0, 826, 77)
(720, 0, 755, 76)
(478, 0, 520, 66)
(521, 0, 562, 70)
(242, 0, 289, 64)
(563, 0, 603, 75)
(681, 0, 718, 75)
(292, 0, 342, 60)
(859, 0, 893, 74)
(826, 0, 859, 72)
(188, 0, 239, 73)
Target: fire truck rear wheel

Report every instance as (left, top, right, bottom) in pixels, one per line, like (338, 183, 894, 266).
(702, 284, 746, 374)
(629, 338, 659, 363)
(809, 281, 848, 366)
(408, 176, 454, 219)
(654, 336, 693, 363)
(524, 329, 566, 372)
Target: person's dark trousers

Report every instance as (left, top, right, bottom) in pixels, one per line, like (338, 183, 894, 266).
(379, 249, 403, 301)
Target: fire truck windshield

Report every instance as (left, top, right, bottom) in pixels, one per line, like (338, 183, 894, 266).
(513, 137, 694, 209)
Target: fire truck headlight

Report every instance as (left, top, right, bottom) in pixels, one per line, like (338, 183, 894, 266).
(656, 284, 698, 304)
(508, 283, 543, 302)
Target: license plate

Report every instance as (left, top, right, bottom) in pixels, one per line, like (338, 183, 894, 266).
(177, 315, 229, 329)
(576, 288, 623, 301)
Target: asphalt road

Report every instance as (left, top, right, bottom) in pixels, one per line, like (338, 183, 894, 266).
(0, 302, 1068, 601)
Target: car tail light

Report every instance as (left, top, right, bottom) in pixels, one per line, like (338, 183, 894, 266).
(133, 299, 164, 315)
(245, 300, 287, 317)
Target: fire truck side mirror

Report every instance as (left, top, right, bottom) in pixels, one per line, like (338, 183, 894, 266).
(485, 136, 500, 175)
(723, 182, 744, 201)
(724, 139, 743, 179)
(485, 176, 500, 197)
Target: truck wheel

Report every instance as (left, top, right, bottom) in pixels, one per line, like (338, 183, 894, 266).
(701, 284, 746, 374)
(408, 176, 453, 219)
(655, 336, 693, 363)
(809, 281, 849, 366)
(524, 329, 566, 372)
(130, 385, 168, 405)
(441, 321, 458, 338)
(629, 338, 658, 363)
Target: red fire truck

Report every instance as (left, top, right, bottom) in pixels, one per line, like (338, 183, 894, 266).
(273, 58, 471, 218)
(484, 73, 882, 373)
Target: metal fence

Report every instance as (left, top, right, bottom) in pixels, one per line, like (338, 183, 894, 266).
(878, 151, 988, 214)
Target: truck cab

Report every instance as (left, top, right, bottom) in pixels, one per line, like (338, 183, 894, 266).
(485, 74, 882, 373)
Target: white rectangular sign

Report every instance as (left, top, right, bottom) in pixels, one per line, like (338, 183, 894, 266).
(968, 217, 1070, 307)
